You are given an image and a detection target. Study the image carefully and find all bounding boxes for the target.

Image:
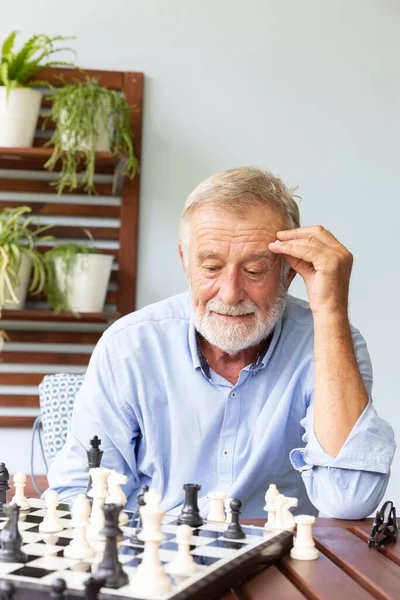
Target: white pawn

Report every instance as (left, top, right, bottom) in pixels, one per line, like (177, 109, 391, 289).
(39, 489, 63, 533)
(64, 494, 95, 560)
(167, 524, 199, 576)
(133, 490, 171, 596)
(11, 473, 30, 510)
(264, 484, 279, 531)
(224, 497, 234, 523)
(105, 470, 129, 526)
(86, 467, 110, 542)
(290, 515, 319, 560)
(207, 492, 226, 522)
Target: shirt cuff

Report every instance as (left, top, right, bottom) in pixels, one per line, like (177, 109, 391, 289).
(290, 400, 396, 475)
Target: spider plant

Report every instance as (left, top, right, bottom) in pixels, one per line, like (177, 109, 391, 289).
(0, 206, 54, 313)
(44, 75, 139, 194)
(0, 31, 75, 96)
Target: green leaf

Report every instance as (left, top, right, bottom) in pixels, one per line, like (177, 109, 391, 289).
(1, 31, 17, 60)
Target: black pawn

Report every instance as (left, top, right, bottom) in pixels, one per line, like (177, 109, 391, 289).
(130, 485, 149, 545)
(50, 578, 67, 599)
(223, 498, 245, 540)
(177, 483, 203, 528)
(0, 504, 28, 563)
(0, 580, 16, 600)
(86, 436, 103, 494)
(94, 504, 128, 589)
(0, 463, 10, 518)
(84, 576, 106, 600)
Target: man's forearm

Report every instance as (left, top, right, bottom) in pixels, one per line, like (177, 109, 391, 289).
(313, 310, 369, 457)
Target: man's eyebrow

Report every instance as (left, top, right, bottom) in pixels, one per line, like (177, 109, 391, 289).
(242, 252, 275, 262)
(196, 251, 223, 262)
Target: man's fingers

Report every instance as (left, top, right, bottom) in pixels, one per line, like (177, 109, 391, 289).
(268, 239, 323, 264)
(276, 225, 338, 247)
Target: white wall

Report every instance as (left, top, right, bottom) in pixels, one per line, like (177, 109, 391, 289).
(1, 0, 399, 505)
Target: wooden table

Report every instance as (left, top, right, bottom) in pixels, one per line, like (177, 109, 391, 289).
(222, 518, 400, 600)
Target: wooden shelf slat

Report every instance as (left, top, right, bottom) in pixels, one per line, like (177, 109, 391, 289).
(1, 373, 67, 386)
(0, 146, 127, 165)
(0, 352, 90, 365)
(4, 331, 101, 345)
(0, 180, 114, 196)
(0, 200, 120, 218)
(0, 416, 36, 428)
(1, 310, 120, 322)
(0, 395, 39, 407)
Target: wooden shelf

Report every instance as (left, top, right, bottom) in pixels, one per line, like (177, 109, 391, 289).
(0, 146, 127, 164)
(1, 310, 120, 322)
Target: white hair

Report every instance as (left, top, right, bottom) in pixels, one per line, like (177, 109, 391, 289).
(179, 165, 300, 284)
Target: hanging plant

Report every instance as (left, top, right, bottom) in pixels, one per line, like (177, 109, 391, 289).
(43, 76, 139, 194)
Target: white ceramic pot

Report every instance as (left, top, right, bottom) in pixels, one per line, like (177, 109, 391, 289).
(60, 108, 112, 152)
(53, 253, 114, 313)
(4, 253, 33, 310)
(0, 87, 42, 147)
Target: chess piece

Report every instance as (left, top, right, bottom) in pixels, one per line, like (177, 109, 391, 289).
(207, 491, 226, 522)
(0, 580, 16, 599)
(64, 494, 95, 560)
(290, 515, 319, 560)
(167, 524, 199, 576)
(106, 470, 129, 526)
(177, 483, 203, 527)
(10, 472, 30, 511)
(86, 436, 103, 495)
(39, 489, 63, 533)
(264, 484, 280, 530)
(0, 503, 28, 563)
(133, 490, 171, 595)
(274, 494, 298, 531)
(50, 578, 67, 599)
(84, 576, 106, 600)
(0, 463, 10, 518)
(130, 485, 149, 545)
(223, 498, 246, 540)
(224, 497, 233, 523)
(93, 503, 128, 588)
(87, 467, 110, 542)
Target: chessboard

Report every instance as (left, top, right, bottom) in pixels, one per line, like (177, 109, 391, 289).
(0, 497, 293, 600)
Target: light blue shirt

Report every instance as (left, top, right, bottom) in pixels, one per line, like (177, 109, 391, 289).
(48, 293, 396, 519)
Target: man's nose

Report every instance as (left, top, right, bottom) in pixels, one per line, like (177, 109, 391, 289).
(218, 270, 245, 305)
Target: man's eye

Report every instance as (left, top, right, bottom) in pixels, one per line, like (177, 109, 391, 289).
(246, 270, 262, 276)
(204, 266, 220, 272)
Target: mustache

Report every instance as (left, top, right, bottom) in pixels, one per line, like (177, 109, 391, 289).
(205, 299, 257, 316)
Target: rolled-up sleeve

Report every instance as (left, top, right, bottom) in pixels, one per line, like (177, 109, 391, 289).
(289, 328, 396, 519)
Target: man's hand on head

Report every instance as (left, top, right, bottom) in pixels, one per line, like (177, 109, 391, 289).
(268, 225, 353, 316)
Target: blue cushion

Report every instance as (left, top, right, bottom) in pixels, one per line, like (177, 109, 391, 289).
(38, 374, 84, 463)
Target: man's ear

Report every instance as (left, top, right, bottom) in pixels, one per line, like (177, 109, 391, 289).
(178, 242, 187, 274)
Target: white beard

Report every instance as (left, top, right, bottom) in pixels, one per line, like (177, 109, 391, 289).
(190, 284, 288, 355)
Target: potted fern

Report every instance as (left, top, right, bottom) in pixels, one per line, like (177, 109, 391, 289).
(44, 76, 138, 193)
(0, 206, 54, 313)
(44, 243, 114, 313)
(0, 31, 74, 147)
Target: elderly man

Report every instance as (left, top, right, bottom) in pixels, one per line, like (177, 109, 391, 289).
(48, 166, 396, 518)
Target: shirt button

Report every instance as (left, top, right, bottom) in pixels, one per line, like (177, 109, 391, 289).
(231, 392, 237, 398)
(222, 449, 229, 457)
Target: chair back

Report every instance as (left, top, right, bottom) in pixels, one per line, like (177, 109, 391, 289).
(38, 373, 84, 463)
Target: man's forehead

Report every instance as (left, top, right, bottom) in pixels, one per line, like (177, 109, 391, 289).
(189, 204, 285, 235)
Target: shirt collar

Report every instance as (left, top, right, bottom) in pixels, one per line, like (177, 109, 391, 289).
(188, 315, 284, 380)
